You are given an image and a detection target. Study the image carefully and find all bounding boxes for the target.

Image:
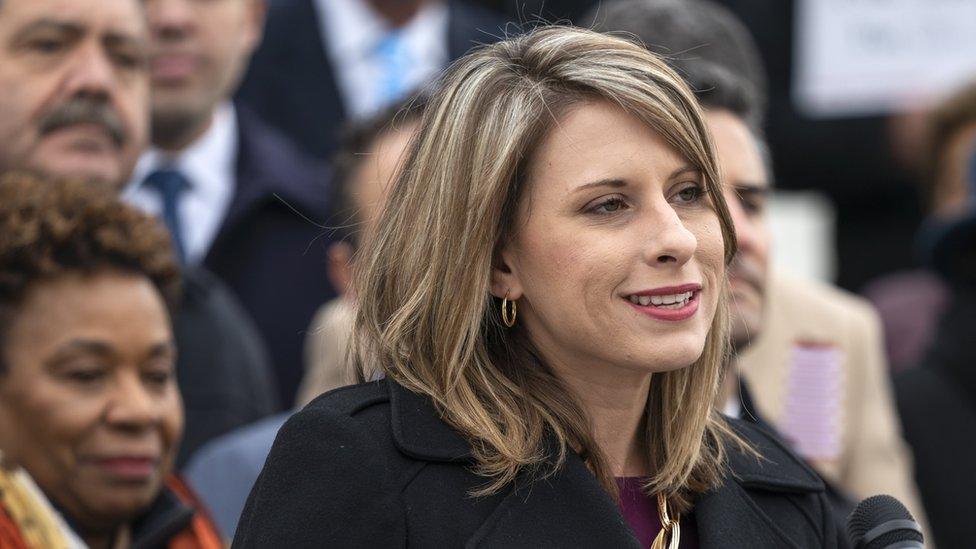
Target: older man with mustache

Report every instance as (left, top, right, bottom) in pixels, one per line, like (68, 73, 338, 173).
(0, 0, 279, 465)
(0, 0, 146, 183)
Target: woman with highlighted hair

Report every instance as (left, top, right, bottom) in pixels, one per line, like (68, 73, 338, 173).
(234, 27, 841, 548)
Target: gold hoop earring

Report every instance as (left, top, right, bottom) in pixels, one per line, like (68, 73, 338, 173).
(501, 292, 517, 328)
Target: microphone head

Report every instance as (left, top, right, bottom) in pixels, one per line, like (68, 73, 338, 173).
(848, 495, 923, 548)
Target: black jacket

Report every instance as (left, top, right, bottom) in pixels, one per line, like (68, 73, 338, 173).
(174, 268, 280, 465)
(234, 379, 844, 548)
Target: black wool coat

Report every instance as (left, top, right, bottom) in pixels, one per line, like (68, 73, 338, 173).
(233, 380, 845, 548)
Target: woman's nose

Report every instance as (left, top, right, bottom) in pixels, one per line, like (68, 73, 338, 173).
(104, 373, 159, 430)
(644, 205, 697, 266)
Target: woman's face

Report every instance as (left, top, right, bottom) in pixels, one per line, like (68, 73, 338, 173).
(0, 271, 182, 531)
(493, 101, 725, 384)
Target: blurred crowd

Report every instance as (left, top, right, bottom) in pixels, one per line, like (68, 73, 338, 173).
(0, 0, 974, 547)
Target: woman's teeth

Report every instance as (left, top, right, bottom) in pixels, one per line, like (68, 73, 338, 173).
(628, 291, 694, 309)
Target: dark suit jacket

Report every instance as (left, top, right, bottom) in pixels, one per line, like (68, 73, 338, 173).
(237, 0, 509, 160)
(202, 105, 335, 404)
(895, 287, 976, 549)
(233, 379, 844, 548)
(174, 268, 280, 465)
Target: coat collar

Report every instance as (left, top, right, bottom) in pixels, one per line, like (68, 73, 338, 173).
(388, 378, 472, 462)
(388, 380, 823, 489)
(387, 380, 825, 548)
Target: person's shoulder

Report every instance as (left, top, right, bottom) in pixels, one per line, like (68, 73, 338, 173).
(233, 381, 408, 546)
(285, 380, 391, 435)
(266, 380, 398, 476)
(186, 413, 289, 472)
(771, 270, 879, 327)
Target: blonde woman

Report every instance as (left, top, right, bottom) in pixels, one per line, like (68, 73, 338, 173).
(234, 27, 839, 548)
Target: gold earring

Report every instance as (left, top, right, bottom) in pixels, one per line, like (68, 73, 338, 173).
(501, 292, 517, 328)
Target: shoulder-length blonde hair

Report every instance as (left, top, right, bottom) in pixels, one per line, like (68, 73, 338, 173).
(353, 26, 739, 512)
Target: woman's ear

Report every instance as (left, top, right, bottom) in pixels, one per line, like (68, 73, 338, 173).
(490, 244, 524, 300)
(327, 241, 355, 297)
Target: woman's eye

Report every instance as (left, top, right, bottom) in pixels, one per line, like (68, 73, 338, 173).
(65, 368, 106, 384)
(674, 184, 705, 204)
(589, 197, 627, 214)
(143, 371, 172, 386)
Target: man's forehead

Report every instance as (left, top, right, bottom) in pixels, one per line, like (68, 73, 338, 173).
(2, 0, 146, 38)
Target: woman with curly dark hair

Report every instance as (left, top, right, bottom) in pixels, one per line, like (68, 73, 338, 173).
(0, 172, 222, 549)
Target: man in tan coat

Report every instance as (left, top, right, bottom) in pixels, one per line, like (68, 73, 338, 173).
(736, 271, 926, 521)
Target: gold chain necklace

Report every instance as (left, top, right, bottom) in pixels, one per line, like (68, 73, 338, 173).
(650, 493, 681, 549)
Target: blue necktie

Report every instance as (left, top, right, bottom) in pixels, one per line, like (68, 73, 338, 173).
(375, 30, 409, 106)
(144, 169, 189, 263)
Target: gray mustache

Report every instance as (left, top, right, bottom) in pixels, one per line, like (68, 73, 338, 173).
(38, 98, 127, 148)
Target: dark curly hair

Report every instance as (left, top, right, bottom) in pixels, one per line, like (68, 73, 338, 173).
(0, 171, 182, 372)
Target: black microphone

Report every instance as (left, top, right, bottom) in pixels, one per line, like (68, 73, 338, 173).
(847, 495, 924, 549)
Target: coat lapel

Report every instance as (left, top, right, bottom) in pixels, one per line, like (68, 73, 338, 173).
(694, 420, 827, 549)
(464, 452, 641, 549)
(694, 480, 803, 549)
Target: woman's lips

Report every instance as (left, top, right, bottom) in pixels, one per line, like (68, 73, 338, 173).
(91, 456, 159, 481)
(625, 290, 701, 322)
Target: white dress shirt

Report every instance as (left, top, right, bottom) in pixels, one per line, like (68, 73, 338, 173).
(316, 0, 449, 119)
(123, 102, 238, 266)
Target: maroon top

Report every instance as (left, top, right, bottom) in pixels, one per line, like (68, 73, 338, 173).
(615, 478, 699, 548)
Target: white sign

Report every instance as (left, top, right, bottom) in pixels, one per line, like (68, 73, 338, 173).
(794, 0, 976, 119)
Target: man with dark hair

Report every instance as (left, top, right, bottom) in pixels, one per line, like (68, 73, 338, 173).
(0, 0, 279, 464)
(589, 0, 928, 531)
(126, 0, 334, 404)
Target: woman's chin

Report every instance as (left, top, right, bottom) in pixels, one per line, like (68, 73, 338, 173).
(632, 341, 707, 373)
(71, 481, 163, 526)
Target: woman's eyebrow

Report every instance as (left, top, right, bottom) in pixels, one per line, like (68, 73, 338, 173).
(573, 178, 627, 193)
(669, 165, 700, 179)
(43, 339, 115, 369)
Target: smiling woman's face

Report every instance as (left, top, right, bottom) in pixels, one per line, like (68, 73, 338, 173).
(0, 271, 182, 532)
(493, 101, 725, 383)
